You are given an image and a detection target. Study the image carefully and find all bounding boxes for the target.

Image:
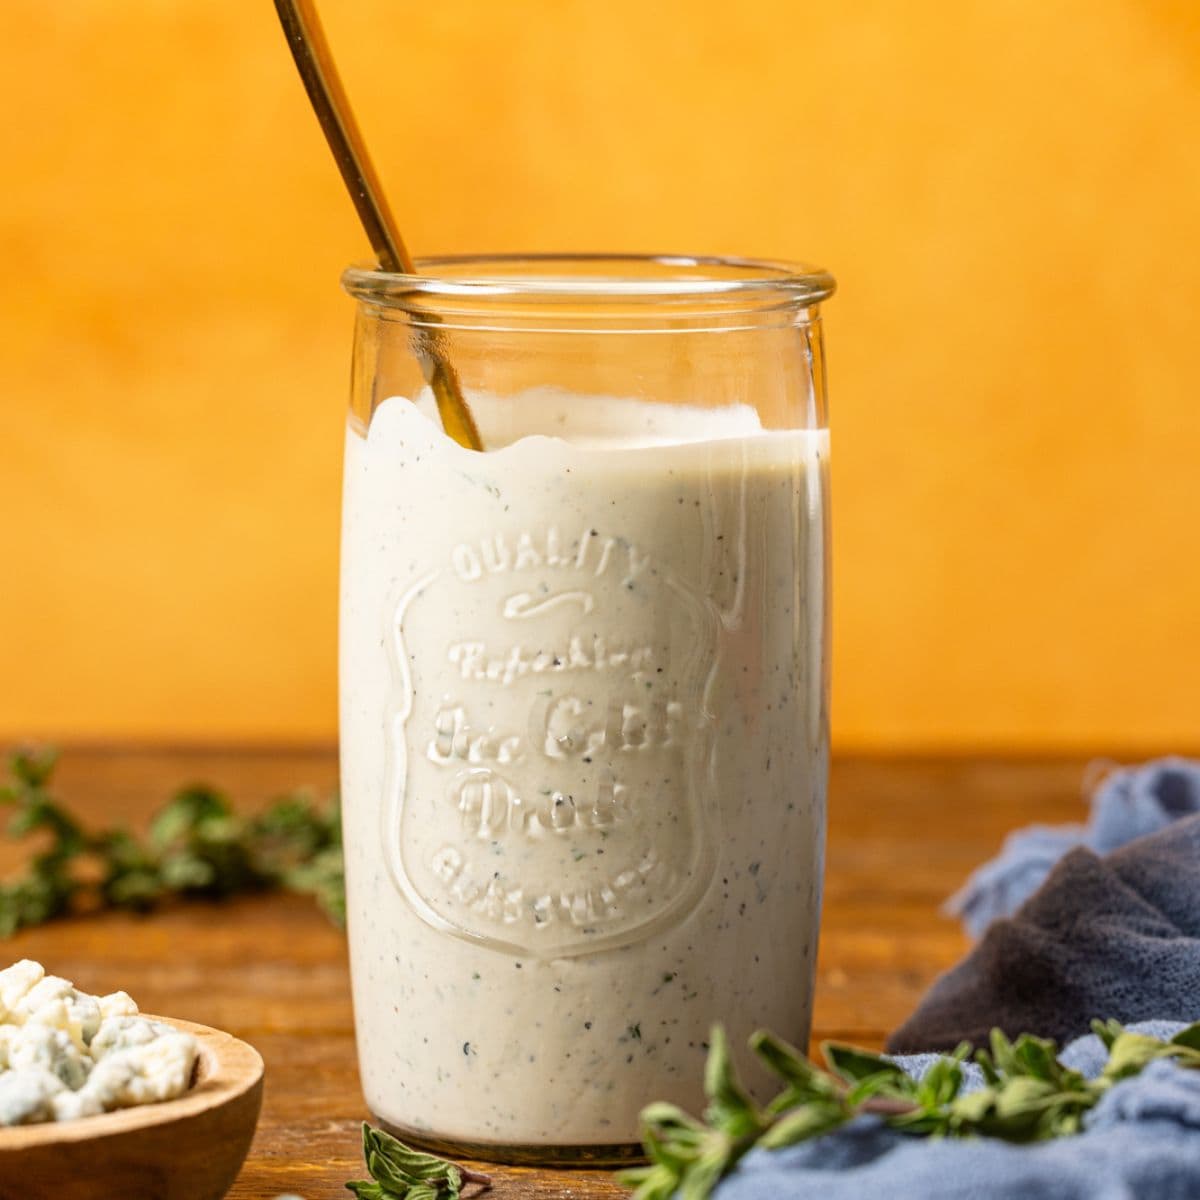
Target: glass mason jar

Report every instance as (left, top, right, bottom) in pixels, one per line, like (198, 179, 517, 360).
(339, 254, 834, 1164)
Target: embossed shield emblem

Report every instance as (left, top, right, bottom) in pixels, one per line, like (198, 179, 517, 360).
(382, 525, 720, 957)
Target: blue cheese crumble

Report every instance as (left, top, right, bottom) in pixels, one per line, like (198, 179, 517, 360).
(0, 960, 198, 1126)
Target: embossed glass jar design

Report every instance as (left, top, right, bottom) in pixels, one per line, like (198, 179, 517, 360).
(339, 255, 835, 1163)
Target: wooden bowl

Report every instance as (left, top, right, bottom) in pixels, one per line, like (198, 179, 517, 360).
(0, 1016, 264, 1200)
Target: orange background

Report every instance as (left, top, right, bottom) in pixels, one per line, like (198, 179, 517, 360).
(2, 1, 1198, 751)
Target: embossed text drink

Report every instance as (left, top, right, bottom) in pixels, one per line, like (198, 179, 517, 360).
(339, 255, 835, 1162)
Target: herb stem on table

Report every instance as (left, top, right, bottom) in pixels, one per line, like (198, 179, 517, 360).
(0, 747, 345, 935)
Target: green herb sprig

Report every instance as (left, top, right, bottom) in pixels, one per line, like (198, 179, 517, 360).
(0, 748, 345, 935)
(618, 1020, 1200, 1200)
(346, 1123, 492, 1199)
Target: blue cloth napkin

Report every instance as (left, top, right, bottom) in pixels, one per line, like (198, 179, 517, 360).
(888, 812, 1200, 1051)
(717, 1022, 1200, 1200)
(948, 757, 1200, 937)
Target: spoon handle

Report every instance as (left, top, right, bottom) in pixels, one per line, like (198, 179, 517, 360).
(273, 0, 483, 451)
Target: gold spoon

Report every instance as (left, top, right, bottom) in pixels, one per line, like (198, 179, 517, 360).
(273, 0, 483, 451)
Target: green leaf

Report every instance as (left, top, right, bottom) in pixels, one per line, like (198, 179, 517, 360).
(366, 1153, 419, 1192)
(845, 1070, 919, 1108)
(641, 1100, 707, 1137)
(10, 747, 59, 789)
(703, 1026, 760, 1137)
(993, 1075, 1058, 1116)
(351, 1124, 483, 1199)
(344, 1182, 390, 1200)
(617, 1162, 680, 1200)
(1091, 1018, 1125, 1050)
(677, 1134, 732, 1200)
(958, 1076, 1079, 1142)
(948, 1086, 997, 1126)
(988, 1028, 1018, 1075)
(887, 1106, 954, 1137)
(974, 1048, 1000, 1086)
(159, 853, 218, 890)
(150, 785, 232, 847)
(1103, 1032, 1169, 1082)
(1169, 1022, 1200, 1052)
(1009, 1033, 1062, 1082)
(639, 1102, 706, 1172)
(751, 1030, 838, 1099)
(974, 1051, 1003, 1089)
(756, 1101, 847, 1149)
(1056, 1111, 1084, 1136)
(822, 1042, 907, 1085)
(917, 1054, 965, 1107)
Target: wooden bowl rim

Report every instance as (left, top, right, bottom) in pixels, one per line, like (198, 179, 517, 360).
(0, 1014, 264, 1149)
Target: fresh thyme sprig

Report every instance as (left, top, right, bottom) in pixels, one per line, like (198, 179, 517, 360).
(618, 1020, 1200, 1199)
(0, 748, 345, 935)
(346, 1123, 492, 1199)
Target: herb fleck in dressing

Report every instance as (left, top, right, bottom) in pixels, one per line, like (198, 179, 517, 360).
(340, 392, 828, 1148)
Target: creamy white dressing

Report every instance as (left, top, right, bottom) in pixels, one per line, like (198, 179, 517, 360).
(340, 391, 828, 1148)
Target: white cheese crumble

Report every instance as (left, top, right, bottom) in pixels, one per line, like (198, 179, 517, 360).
(0, 960, 198, 1126)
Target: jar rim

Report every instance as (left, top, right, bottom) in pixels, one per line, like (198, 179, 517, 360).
(341, 253, 835, 308)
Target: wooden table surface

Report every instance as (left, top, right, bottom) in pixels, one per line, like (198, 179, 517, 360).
(0, 748, 1107, 1198)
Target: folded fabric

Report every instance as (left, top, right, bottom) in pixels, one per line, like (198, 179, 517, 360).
(718, 1022, 1200, 1200)
(948, 757, 1200, 937)
(888, 813, 1200, 1053)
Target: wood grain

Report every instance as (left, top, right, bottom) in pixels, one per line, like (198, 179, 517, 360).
(0, 748, 1106, 1198)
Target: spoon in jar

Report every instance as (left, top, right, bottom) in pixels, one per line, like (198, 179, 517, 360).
(272, 0, 483, 451)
